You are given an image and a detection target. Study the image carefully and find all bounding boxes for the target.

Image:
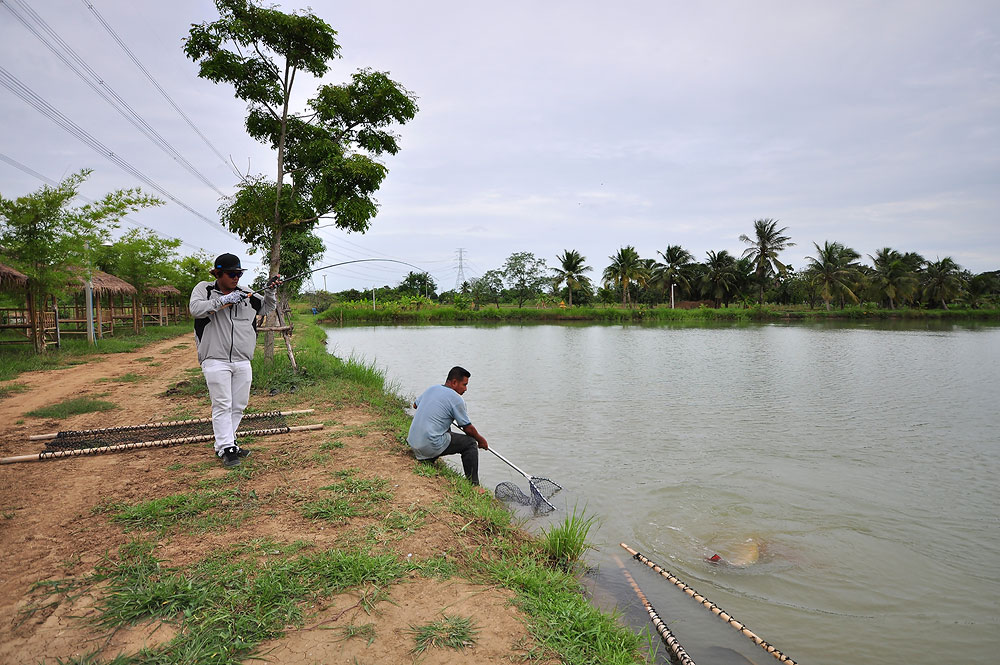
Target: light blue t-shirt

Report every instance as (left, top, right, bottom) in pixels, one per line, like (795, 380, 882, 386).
(407, 384, 472, 460)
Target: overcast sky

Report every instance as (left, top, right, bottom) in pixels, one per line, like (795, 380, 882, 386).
(1, 0, 998, 292)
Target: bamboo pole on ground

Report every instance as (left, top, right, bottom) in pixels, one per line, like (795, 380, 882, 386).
(620, 543, 798, 665)
(2, 424, 323, 464)
(28, 409, 315, 441)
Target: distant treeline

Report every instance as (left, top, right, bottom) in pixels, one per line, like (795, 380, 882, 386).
(308, 220, 1000, 314)
(315, 303, 1000, 325)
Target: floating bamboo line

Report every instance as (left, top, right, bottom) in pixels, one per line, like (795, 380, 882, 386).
(615, 556, 696, 665)
(620, 543, 797, 665)
(28, 409, 314, 441)
(2, 424, 324, 464)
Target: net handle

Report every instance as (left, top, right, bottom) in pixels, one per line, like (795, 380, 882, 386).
(487, 448, 532, 480)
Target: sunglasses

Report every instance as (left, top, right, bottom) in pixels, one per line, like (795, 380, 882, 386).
(223, 270, 244, 278)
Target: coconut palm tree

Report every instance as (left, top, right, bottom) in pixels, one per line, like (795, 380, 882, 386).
(739, 219, 795, 304)
(701, 250, 738, 308)
(652, 244, 694, 308)
(868, 247, 918, 309)
(805, 241, 862, 311)
(602, 246, 648, 307)
(921, 257, 963, 309)
(552, 249, 592, 307)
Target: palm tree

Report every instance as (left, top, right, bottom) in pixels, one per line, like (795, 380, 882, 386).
(805, 241, 862, 311)
(739, 219, 795, 304)
(602, 246, 648, 307)
(921, 257, 963, 309)
(868, 247, 918, 309)
(652, 244, 694, 308)
(552, 249, 592, 307)
(701, 250, 738, 307)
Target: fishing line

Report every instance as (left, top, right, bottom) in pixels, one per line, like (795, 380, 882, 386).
(254, 258, 429, 293)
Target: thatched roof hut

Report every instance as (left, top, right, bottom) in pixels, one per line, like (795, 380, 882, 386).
(145, 285, 181, 297)
(0, 262, 28, 292)
(66, 269, 137, 296)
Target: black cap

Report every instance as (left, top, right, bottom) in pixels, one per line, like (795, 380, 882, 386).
(213, 253, 242, 271)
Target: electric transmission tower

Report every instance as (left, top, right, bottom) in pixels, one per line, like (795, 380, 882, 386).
(454, 248, 467, 290)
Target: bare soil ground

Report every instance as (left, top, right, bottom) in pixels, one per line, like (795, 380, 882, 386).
(0, 336, 554, 664)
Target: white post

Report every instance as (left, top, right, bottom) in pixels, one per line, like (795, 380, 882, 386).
(670, 283, 675, 309)
(372, 286, 376, 311)
(84, 241, 95, 344)
(85, 279, 95, 344)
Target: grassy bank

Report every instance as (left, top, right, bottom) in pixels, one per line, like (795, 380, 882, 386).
(319, 303, 1000, 324)
(10, 306, 648, 665)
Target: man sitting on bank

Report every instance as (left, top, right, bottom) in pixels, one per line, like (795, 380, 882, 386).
(407, 366, 489, 485)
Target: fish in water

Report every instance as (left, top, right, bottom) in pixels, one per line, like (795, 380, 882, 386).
(707, 537, 762, 567)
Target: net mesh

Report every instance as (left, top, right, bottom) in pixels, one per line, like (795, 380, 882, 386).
(43, 411, 289, 451)
(494, 477, 562, 513)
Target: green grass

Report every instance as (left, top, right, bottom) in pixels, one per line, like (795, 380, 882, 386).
(411, 555, 458, 580)
(301, 476, 393, 524)
(0, 382, 28, 399)
(477, 552, 648, 665)
(0, 323, 193, 381)
(25, 397, 116, 419)
(541, 506, 598, 572)
(319, 302, 1000, 324)
(109, 490, 233, 532)
(409, 614, 479, 654)
(80, 539, 408, 663)
(110, 372, 145, 383)
(339, 622, 377, 646)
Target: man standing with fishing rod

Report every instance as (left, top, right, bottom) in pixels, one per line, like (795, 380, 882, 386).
(190, 253, 282, 467)
(408, 366, 489, 485)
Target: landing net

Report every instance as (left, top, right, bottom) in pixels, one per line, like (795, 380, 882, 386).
(43, 411, 289, 451)
(494, 477, 561, 513)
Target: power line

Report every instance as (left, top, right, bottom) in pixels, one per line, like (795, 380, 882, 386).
(78, 0, 243, 180)
(0, 65, 231, 236)
(1, 0, 228, 197)
(0, 151, 211, 255)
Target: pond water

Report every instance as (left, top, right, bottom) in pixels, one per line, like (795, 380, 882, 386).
(322, 320, 1000, 664)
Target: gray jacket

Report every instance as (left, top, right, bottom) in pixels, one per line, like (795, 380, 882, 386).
(189, 280, 277, 363)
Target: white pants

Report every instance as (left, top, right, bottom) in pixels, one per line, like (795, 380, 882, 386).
(201, 359, 253, 454)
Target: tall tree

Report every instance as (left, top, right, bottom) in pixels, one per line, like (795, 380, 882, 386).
(739, 218, 795, 304)
(186, 0, 416, 356)
(469, 269, 504, 310)
(98, 229, 182, 294)
(701, 250, 739, 308)
(652, 244, 694, 308)
(921, 257, 963, 309)
(0, 170, 160, 350)
(173, 252, 214, 298)
(805, 241, 862, 311)
(602, 246, 648, 307)
(552, 249, 592, 307)
(398, 271, 437, 299)
(97, 229, 182, 332)
(502, 252, 548, 307)
(868, 247, 918, 309)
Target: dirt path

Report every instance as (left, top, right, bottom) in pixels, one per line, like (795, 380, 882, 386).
(0, 336, 199, 443)
(0, 337, 555, 664)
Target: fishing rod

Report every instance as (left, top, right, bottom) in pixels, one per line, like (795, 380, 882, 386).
(254, 258, 429, 293)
